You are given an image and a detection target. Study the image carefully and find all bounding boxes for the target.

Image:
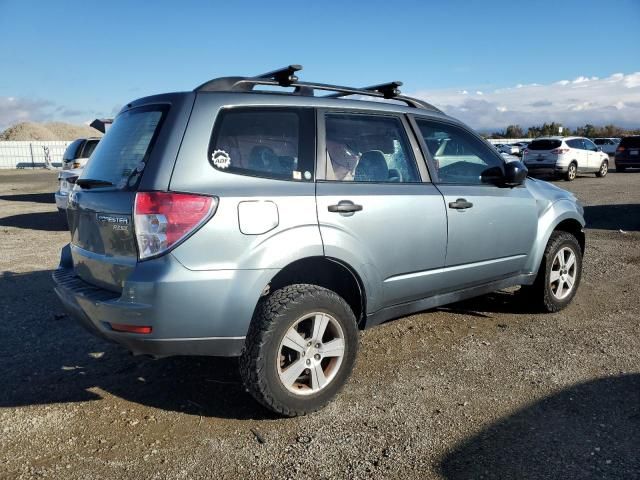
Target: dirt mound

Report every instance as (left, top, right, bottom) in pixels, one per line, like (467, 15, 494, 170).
(0, 122, 102, 141)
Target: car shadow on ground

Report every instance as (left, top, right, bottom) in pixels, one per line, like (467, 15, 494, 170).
(437, 289, 540, 317)
(439, 374, 640, 479)
(0, 193, 55, 204)
(0, 270, 276, 420)
(584, 204, 640, 232)
(0, 212, 68, 231)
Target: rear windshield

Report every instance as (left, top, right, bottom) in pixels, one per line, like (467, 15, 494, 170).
(620, 136, 640, 148)
(80, 106, 166, 189)
(63, 139, 83, 161)
(528, 139, 562, 150)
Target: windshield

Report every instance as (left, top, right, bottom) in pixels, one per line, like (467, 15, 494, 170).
(80, 106, 166, 189)
(528, 139, 562, 150)
(63, 139, 83, 161)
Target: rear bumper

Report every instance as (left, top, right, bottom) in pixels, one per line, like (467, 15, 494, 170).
(615, 158, 640, 168)
(52, 245, 277, 357)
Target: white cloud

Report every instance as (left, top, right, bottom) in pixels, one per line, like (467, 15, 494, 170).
(411, 72, 640, 130)
(0, 96, 96, 131)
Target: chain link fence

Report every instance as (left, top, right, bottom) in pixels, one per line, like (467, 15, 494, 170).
(0, 141, 71, 169)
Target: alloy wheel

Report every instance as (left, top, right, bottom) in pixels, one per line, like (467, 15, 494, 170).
(277, 312, 345, 395)
(549, 247, 577, 300)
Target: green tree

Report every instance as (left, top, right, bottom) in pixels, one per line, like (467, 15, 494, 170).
(505, 125, 524, 138)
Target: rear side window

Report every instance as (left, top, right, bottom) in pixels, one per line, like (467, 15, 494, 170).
(209, 108, 315, 181)
(528, 139, 562, 150)
(566, 139, 583, 149)
(63, 139, 83, 161)
(80, 106, 166, 189)
(620, 136, 640, 148)
(324, 113, 420, 183)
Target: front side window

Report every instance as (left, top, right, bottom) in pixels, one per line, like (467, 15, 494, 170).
(583, 139, 598, 151)
(209, 109, 313, 181)
(324, 114, 420, 183)
(81, 139, 99, 158)
(415, 119, 504, 185)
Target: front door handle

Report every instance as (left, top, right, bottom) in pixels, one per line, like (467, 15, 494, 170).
(328, 200, 363, 214)
(448, 198, 473, 209)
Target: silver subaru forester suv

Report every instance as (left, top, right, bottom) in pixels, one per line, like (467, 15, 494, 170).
(53, 65, 585, 416)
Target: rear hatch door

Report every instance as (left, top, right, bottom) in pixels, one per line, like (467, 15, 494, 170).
(67, 100, 181, 292)
(524, 139, 562, 164)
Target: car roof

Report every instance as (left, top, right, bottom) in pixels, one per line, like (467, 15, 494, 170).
(125, 90, 455, 124)
(534, 136, 582, 141)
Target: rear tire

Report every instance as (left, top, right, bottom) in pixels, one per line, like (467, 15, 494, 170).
(239, 284, 359, 417)
(564, 162, 577, 181)
(595, 160, 608, 177)
(523, 231, 582, 313)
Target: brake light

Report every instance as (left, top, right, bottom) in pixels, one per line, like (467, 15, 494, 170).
(550, 148, 570, 155)
(616, 146, 625, 153)
(134, 191, 217, 260)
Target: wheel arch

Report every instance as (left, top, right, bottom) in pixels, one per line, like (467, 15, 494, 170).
(526, 201, 585, 276)
(266, 256, 367, 328)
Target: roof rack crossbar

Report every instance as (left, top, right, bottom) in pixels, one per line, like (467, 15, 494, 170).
(194, 65, 443, 113)
(253, 64, 302, 86)
(326, 81, 403, 99)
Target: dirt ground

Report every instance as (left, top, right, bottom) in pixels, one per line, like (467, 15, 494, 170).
(0, 167, 639, 480)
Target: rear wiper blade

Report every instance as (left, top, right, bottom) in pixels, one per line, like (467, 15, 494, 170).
(76, 178, 114, 188)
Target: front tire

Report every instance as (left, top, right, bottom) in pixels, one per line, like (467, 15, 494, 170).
(564, 162, 577, 181)
(240, 284, 359, 417)
(596, 160, 608, 177)
(524, 231, 582, 312)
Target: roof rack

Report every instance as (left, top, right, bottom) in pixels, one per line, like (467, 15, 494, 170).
(194, 65, 442, 113)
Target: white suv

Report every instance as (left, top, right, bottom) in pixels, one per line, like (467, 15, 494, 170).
(522, 136, 609, 181)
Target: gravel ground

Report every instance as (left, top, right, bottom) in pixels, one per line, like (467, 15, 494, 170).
(0, 167, 639, 479)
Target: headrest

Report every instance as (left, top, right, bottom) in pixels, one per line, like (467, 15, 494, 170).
(355, 150, 388, 182)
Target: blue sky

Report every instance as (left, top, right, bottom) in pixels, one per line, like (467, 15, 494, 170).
(1, 0, 639, 130)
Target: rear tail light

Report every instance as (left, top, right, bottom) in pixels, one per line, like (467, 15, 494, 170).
(550, 148, 570, 155)
(616, 146, 625, 153)
(134, 191, 218, 260)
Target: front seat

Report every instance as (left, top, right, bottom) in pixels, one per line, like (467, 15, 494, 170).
(355, 150, 389, 182)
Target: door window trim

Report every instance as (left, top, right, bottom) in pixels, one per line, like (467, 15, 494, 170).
(408, 114, 508, 187)
(315, 108, 431, 183)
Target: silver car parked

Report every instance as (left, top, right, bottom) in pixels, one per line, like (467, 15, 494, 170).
(53, 66, 585, 416)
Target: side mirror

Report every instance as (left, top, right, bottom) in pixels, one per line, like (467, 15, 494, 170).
(503, 160, 528, 187)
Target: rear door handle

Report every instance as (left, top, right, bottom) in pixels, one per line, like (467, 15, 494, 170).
(328, 200, 363, 213)
(448, 198, 473, 209)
